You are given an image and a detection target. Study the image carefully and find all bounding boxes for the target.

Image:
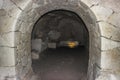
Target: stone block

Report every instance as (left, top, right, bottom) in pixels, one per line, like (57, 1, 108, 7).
(0, 12, 15, 33)
(32, 39, 42, 52)
(1, 0, 21, 17)
(48, 43, 56, 49)
(101, 37, 120, 51)
(31, 51, 39, 60)
(0, 67, 16, 80)
(0, 32, 15, 47)
(108, 13, 120, 28)
(99, 22, 120, 41)
(100, 0, 120, 13)
(0, 47, 15, 67)
(0, 0, 22, 33)
(10, 0, 30, 10)
(96, 71, 120, 80)
(81, 0, 101, 7)
(91, 6, 113, 21)
(101, 47, 120, 71)
(19, 21, 33, 34)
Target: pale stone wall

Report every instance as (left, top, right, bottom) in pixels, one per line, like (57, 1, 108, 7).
(0, 0, 120, 80)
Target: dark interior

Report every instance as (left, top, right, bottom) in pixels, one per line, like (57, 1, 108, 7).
(31, 10, 89, 80)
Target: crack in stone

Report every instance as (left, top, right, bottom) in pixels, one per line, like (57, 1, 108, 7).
(96, 20, 104, 23)
(96, 20, 119, 29)
(106, 22, 118, 28)
(0, 31, 20, 35)
(101, 36, 120, 43)
(10, 0, 23, 11)
(90, 3, 99, 8)
(0, 45, 16, 48)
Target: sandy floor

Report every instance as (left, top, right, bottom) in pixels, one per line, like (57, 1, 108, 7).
(31, 46, 88, 80)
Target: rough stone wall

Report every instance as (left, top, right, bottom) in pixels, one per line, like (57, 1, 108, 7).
(0, 0, 120, 80)
(32, 11, 87, 45)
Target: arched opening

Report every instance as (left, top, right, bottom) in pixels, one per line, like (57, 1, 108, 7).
(1, 0, 120, 80)
(12, 1, 102, 80)
(31, 10, 89, 80)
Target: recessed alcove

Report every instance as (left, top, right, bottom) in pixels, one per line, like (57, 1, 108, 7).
(31, 10, 89, 80)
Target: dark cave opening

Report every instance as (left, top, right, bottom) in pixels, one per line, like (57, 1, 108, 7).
(31, 10, 89, 80)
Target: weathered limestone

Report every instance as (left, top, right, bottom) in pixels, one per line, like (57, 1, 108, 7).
(81, 0, 120, 13)
(90, 6, 113, 21)
(15, 32, 32, 79)
(80, 0, 101, 7)
(99, 22, 120, 41)
(0, 67, 16, 80)
(10, 0, 31, 10)
(101, 47, 120, 71)
(0, 0, 120, 80)
(0, 32, 14, 47)
(0, 0, 21, 33)
(108, 13, 120, 28)
(101, 37, 120, 51)
(0, 47, 15, 67)
(96, 71, 120, 80)
(100, 0, 120, 13)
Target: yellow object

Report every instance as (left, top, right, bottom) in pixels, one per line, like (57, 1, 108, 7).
(68, 42, 76, 48)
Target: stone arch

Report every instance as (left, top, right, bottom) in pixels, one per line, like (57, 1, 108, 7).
(0, 0, 120, 80)
(14, 1, 101, 80)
